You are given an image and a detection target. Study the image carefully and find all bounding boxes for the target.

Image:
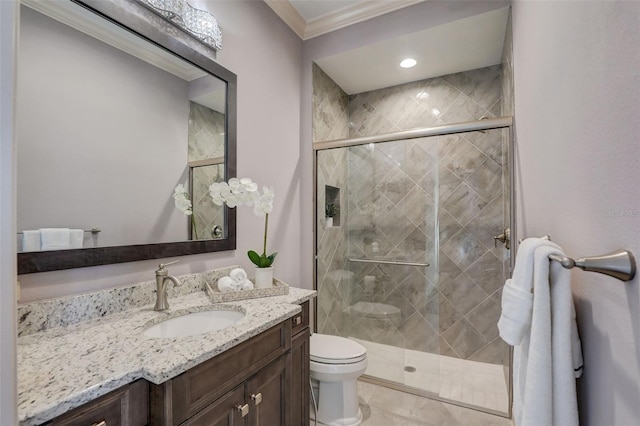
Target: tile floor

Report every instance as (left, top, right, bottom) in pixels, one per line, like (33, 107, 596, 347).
(311, 380, 514, 426)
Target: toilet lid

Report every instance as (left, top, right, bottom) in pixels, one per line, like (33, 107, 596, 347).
(310, 334, 367, 364)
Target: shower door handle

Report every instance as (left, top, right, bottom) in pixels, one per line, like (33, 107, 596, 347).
(493, 228, 511, 249)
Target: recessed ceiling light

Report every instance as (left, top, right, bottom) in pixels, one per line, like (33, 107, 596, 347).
(400, 58, 417, 68)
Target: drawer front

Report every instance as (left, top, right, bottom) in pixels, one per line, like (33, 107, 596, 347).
(47, 380, 148, 426)
(169, 321, 291, 424)
(291, 301, 309, 336)
(181, 384, 245, 426)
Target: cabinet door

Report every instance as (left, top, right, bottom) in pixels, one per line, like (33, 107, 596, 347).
(181, 385, 246, 426)
(246, 355, 290, 426)
(290, 329, 310, 426)
(46, 379, 148, 426)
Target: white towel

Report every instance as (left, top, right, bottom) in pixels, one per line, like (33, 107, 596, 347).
(499, 238, 561, 345)
(217, 276, 236, 293)
(229, 268, 247, 284)
(69, 229, 84, 249)
(40, 228, 71, 250)
(239, 280, 254, 291)
(513, 244, 582, 426)
(22, 230, 41, 252)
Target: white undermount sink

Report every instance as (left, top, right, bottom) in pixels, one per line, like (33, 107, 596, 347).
(143, 309, 245, 338)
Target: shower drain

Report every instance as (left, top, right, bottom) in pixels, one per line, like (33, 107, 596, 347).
(404, 366, 417, 373)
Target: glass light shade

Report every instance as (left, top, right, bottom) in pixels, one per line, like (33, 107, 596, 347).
(137, 0, 223, 51)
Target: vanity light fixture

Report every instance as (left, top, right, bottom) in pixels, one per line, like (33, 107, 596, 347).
(137, 0, 223, 51)
(400, 58, 417, 68)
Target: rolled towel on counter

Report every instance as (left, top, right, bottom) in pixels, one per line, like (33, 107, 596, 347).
(240, 280, 254, 291)
(217, 276, 236, 293)
(229, 268, 248, 284)
(22, 230, 41, 252)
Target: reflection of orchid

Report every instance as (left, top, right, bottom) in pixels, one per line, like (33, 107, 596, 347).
(209, 177, 277, 268)
(173, 184, 197, 237)
(173, 184, 192, 215)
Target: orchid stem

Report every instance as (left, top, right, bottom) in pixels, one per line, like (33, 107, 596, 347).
(263, 213, 269, 256)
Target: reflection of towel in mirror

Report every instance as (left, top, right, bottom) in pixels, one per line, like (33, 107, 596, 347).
(22, 230, 41, 252)
(40, 228, 71, 250)
(69, 229, 84, 249)
(230, 268, 248, 284)
(217, 276, 237, 292)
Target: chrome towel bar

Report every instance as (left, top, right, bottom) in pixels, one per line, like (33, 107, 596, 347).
(348, 258, 429, 267)
(520, 235, 636, 282)
(17, 227, 101, 235)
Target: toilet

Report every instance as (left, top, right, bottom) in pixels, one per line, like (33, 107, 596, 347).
(310, 333, 368, 426)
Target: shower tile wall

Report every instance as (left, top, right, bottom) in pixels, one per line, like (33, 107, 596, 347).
(313, 64, 351, 336)
(314, 63, 509, 365)
(346, 67, 507, 364)
(188, 102, 225, 240)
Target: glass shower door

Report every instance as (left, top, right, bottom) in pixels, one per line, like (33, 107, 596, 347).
(315, 125, 512, 416)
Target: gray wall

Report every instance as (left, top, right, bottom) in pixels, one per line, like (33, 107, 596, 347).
(512, 1, 640, 424)
(0, 0, 18, 423)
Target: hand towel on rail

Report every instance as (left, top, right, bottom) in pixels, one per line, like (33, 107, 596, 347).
(39, 228, 71, 250)
(69, 229, 84, 249)
(514, 244, 581, 426)
(498, 238, 561, 345)
(22, 230, 41, 252)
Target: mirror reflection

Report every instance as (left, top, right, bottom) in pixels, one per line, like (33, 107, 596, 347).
(17, 1, 227, 253)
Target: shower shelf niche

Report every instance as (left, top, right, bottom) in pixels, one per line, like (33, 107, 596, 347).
(324, 185, 340, 227)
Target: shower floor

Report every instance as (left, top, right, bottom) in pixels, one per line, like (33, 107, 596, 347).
(352, 338, 509, 414)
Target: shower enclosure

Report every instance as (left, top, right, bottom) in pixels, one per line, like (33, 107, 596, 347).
(314, 118, 513, 416)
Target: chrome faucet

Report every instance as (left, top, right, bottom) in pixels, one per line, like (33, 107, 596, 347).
(154, 260, 183, 311)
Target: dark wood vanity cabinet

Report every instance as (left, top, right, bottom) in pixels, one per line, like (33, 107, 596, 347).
(43, 302, 310, 426)
(151, 301, 310, 426)
(44, 379, 148, 426)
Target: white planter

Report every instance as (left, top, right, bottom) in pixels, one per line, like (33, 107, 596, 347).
(254, 266, 274, 289)
(325, 217, 333, 227)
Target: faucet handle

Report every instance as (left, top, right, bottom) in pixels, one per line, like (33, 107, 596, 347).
(157, 259, 181, 271)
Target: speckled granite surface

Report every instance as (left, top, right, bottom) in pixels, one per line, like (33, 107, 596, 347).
(17, 274, 315, 426)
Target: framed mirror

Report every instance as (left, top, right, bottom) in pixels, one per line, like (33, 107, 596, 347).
(17, 0, 237, 274)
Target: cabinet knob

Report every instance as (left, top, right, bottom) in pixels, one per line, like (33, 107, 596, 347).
(236, 403, 250, 417)
(293, 316, 302, 326)
(251, 392, 263, 405)
(91, 421, 107, 426)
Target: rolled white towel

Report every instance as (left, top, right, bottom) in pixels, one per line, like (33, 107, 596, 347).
(217, 276, 236, 293)
(240, 280, 254, 291)
(230, 268, 248, 283)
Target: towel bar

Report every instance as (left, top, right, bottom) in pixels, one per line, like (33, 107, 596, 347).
(18, 227, 101, 235)
(520, 235, 636, 282)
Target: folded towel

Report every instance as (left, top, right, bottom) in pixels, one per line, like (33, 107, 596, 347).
(230, 268, 247, 283)
(40, 228, 71, 250)
(498, 279, 534, 345)
(69, 229, 84, 249)
(240, 280, 254, 291)
(499, 237, 561, 345)
(22, 230, 41, 252)
(217, 276, 236, 293)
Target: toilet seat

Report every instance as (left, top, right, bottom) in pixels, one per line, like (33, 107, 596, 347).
(310, 334, 367, 365)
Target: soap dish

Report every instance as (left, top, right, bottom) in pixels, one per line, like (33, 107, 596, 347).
(205, 278, 289, 303)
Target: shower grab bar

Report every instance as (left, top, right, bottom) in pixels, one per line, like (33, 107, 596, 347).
(519, 235, 636, 282)
(17, 227, 101, 235)
(349, 258, 429, 267)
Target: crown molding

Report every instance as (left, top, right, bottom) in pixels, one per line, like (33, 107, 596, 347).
(304, 0, 425, 39)
(263, 0, 306, 39)
(264, 0, 425, 40)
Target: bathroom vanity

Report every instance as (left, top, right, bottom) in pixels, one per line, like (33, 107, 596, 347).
(17, 272, 314, 426)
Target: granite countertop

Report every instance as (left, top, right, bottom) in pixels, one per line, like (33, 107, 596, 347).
(17, 286, 315, 425)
